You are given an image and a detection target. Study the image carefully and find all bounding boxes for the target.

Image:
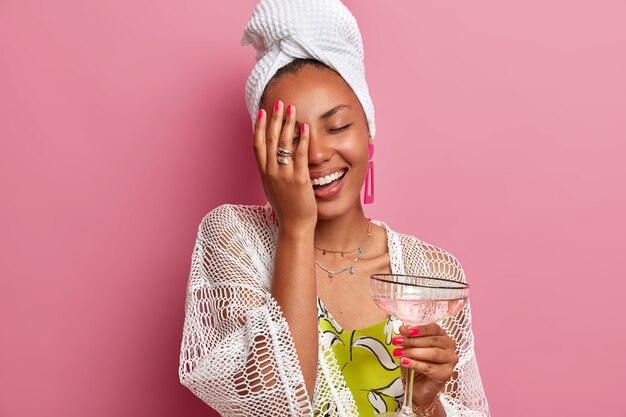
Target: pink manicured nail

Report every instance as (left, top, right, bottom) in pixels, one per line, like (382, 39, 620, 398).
(408, 328, 420, 336)
(257, 109, 264, 120)
(392, 337, 404, 345)
(286, 105, 293, 116)
(393, 348, 404, 357)
(401, 358, 410, 366)
(301, 123, 307, 133)
(274, 100, 281, 112)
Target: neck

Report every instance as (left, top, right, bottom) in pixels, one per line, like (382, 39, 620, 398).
(314, 203, 368, 251)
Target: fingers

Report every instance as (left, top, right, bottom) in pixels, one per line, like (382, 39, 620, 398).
(294, 121, 309, 176)
(396, 345, 457, 364)
(392, 323, 459, 382)
(398, 356, 456, 384)
(253, 109, 267, 171)
(398, 323, 445, 338)
(394, 343, 458, 384)
(255, 100, 304, 176)
(278, 104, 296, 156)
(266, 100, 285, 171)
(392, 335, 456, 365)
(394, 325, 456, 353)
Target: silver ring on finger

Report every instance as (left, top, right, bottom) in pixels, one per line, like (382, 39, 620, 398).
(277, 147, 294, 157)
(277, 156, 289, 165)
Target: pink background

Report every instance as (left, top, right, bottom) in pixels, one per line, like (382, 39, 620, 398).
(1, 1, 625, 416)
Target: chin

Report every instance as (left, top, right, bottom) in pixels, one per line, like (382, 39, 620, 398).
(315, 195, 361, 220)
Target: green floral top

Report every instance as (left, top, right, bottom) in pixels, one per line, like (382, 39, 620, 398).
(317, 298, 404, 416)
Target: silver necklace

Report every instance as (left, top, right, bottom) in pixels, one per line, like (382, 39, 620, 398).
(314, 219, 371, 279)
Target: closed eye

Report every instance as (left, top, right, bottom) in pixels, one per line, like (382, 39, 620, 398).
(328, 124, 351, 133)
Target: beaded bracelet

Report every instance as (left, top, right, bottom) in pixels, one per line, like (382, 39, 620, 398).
(412, 392, 440, 417)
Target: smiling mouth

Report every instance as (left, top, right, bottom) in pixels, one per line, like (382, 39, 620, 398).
(310, 169, 347, 189)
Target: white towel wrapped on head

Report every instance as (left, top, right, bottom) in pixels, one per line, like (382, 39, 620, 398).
(242, 0, 376, 138)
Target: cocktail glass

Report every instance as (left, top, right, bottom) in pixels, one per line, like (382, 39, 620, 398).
(370, 274, 469, 417)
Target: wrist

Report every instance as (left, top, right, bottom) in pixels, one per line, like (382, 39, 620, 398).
(412, 392, 441, 417)
(412, 385, 443, 414)
(277, 222, 316, 240)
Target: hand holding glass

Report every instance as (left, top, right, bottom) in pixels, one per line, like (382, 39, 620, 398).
(370, 274, 469, 417)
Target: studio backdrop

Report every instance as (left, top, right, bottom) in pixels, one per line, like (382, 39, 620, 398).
(1, 1, 624, 416)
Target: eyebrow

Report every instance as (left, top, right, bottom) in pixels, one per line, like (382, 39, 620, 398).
(319, 104, 351, 121)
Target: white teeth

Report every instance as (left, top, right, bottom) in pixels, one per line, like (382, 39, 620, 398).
(310, 169, 346, 186)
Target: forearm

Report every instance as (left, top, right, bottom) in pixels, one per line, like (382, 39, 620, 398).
(271, 226, 318, 395)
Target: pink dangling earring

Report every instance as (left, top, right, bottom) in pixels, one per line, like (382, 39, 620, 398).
(363, 143, 375, 204)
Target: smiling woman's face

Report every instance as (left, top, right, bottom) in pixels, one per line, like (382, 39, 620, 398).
(260, 65, 371, 220)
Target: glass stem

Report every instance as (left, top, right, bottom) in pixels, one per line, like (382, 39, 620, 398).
(401, 369, 416, 416)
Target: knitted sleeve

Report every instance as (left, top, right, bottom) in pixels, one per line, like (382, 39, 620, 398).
(178, 204, 312, 416)
(399, 234, 490, 417)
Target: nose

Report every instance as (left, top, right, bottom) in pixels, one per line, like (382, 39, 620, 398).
(307, 129, 333, 166)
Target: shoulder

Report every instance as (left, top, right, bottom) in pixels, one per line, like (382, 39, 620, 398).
(199, 203, 269, 227)
(197, 204, 273, 243)
(385, 224, 467, 284)
(190, 204, 274, 289)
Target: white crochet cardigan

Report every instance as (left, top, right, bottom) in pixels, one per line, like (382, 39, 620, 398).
(179, 204, 489, 416)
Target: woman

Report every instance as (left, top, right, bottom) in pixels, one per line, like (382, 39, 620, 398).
(179, 1, 489, 416)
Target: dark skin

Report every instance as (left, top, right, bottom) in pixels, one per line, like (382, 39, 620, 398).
(253, 65, 457, 415)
